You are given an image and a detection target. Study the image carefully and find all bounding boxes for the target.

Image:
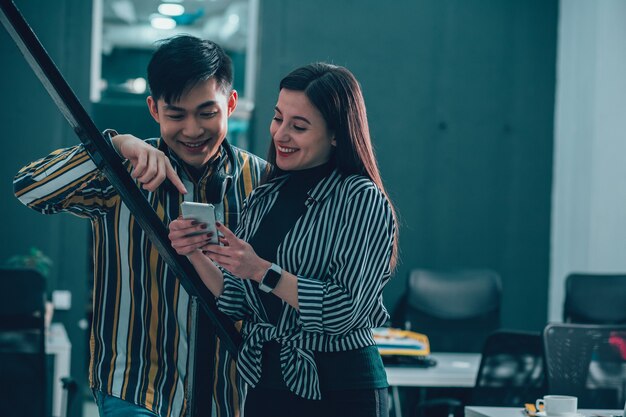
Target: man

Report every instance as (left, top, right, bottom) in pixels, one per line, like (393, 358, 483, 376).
(14, 35, 267, 416)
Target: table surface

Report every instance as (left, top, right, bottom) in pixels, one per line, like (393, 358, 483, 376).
(385, 352, 481, 387)
(465, 406, 623, 417)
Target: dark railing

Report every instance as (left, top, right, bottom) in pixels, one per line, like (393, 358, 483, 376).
(0, 0, 241, 355)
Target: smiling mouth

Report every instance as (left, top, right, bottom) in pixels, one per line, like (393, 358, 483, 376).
(277, 145, 298, 154)
(180, 139, 210, 149)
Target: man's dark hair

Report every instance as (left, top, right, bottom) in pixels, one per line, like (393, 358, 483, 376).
(147, 35, 233, 103)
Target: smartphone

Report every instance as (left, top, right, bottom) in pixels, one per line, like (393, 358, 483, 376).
(180, 202, 218, 244)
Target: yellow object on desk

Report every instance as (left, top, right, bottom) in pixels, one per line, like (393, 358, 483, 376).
(525, 402, 543, 416)
(373, 327, 430, 356)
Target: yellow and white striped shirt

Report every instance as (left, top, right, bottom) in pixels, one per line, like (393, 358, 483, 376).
(14, 138, 267, 417)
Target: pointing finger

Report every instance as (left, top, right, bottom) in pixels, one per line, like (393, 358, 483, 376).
(165, 158, 188, 194)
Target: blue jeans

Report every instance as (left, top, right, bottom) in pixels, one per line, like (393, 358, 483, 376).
(94, 391, 159, 417)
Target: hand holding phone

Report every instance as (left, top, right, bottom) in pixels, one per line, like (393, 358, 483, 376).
(180, 202, 218, 245)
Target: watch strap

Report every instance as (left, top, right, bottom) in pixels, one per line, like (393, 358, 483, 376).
(259, 263, 282, 293)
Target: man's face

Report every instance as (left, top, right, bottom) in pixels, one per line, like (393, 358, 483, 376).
(147, 78, 237, 169)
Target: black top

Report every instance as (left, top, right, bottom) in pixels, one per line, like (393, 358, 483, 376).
(248, 162, 388, 392)
(249, 162, 334, 323)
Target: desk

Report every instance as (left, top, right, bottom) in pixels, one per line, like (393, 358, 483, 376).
(46, 323, 71, 417)
(386, 353, 481, 417)
(465, 406, 623, 417)
(386, 352, 481, 387)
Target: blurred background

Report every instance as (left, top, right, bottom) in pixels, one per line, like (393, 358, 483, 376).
(1, 0, 625, 416)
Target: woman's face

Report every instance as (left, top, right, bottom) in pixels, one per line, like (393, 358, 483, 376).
(270, 89, 336, 171)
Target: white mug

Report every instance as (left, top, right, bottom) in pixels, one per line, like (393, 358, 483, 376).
(536, 395, 578, 416)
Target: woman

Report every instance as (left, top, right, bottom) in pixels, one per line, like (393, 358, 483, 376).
(169, 62, 398, 417)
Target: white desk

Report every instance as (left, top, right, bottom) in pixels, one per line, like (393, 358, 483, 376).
(46, 322, 72, 417)
(386, 353, 481, 417)
(386, 352, 481, 387)
(465, 406, 623, 417)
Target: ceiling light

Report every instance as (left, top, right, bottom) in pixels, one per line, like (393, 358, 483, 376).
(128, 78, 147, 94)
(150, 16, 177, 30)
(158, 3, 185, 17)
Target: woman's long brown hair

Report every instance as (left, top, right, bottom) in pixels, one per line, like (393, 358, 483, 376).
(267, 63, 399, 270)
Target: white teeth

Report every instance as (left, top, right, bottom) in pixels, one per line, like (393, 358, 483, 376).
(277, 146, 297, 153)
(182, 141, 206, 148)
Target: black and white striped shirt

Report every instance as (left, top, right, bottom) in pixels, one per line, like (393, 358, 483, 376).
(217, 169, 395, 400)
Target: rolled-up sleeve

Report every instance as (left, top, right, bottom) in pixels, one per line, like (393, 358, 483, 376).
(217, 272, 253, 321)
(14, 144, 130, 219)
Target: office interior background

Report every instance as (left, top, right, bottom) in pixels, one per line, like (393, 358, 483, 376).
(1, 0, 625, 415)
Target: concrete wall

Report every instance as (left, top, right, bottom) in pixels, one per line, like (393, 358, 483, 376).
(252, 0, 558, 331)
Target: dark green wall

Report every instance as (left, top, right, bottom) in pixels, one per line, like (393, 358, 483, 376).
(1, 5, 558, 408)
(0, 1, 92, 415)
(252, 0, 557, 331)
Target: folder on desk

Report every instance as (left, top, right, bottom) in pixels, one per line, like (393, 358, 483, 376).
(373, 327, 436, 366)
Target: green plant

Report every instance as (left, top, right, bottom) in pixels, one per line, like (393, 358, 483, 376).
(4, 247, 53, 277)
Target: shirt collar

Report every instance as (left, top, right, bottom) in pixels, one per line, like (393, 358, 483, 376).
(251, 168, 344, 206)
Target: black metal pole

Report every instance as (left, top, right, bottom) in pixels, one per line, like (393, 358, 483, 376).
(0, 0, 241, 355)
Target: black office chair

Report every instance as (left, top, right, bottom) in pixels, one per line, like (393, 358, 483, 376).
(563, 273, 626, 324)
(543, 323, 626, 409)
(470, 330, 546, 406)
(0, 268, 48, 417)
(393, 268, 502, 353)
(413, 330, 547, 417)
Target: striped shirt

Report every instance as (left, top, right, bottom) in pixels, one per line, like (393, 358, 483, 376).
(216, 169, 395, 400)
(14, 138, 267, 417)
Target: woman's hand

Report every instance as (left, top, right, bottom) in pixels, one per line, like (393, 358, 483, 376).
(169, 217, 225, 297)
(203, 222, 270, 282)
(112, 134, 187, 194)
(168, 218, 215, 256)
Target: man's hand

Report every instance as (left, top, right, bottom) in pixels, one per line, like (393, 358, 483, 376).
(112, 134, 187, 194)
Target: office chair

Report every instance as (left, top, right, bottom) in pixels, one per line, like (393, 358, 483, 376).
(470, 330, 546, 406)
(413, 330, 547, 417)
(0, 268, 48, 417)
(393, 268, 502, 353)
(543, 323, 626, 409)
(563, 273, 626, 324)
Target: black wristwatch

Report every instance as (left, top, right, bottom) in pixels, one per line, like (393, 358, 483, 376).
(258, 263, 283, 293)
(103, 129, 122, 157)
(102, 128, 119, 138)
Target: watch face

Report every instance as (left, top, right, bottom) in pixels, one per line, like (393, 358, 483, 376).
(259, 264, 282, 293)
